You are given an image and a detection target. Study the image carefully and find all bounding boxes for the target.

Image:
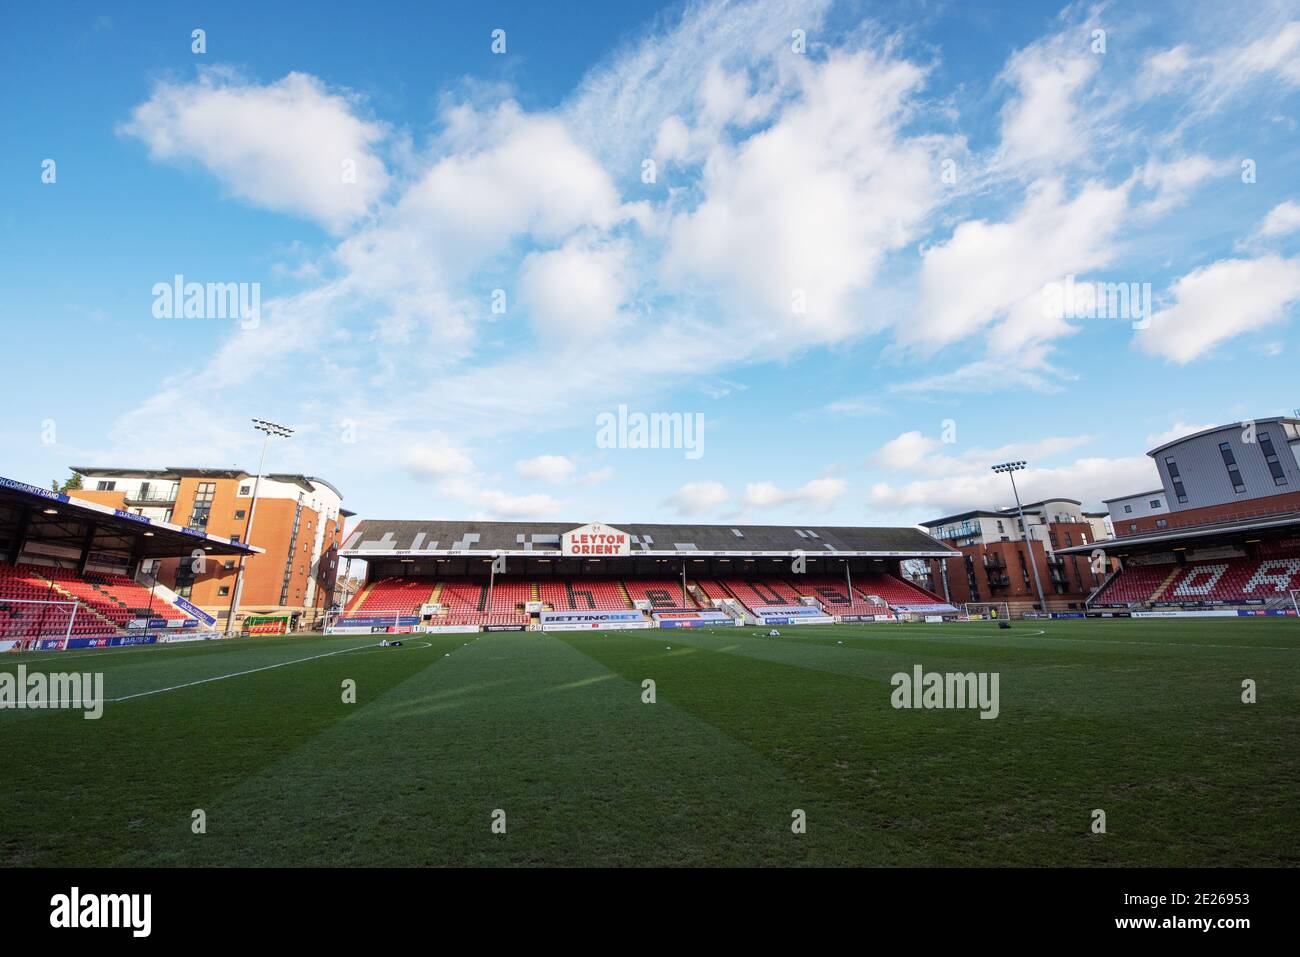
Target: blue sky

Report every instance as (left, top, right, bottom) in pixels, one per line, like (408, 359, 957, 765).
(2, 0, 1299, 528)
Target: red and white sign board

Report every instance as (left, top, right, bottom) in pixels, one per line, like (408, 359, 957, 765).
(562, 523, 631, 557)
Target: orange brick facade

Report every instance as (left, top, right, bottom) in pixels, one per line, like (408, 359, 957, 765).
(1114, 489, 1300, 537)
(72, 475, 346, 625)
(927, 523, 1110, 613)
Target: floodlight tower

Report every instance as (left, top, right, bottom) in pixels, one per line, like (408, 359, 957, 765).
(991, 460, 1048, 615)
(226, 418, 295, 633)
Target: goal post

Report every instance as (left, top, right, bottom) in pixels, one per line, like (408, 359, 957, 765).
(1291, 589, 1300, 618)
(0, 597, 80, 645)
(962, 601, 1011, 621)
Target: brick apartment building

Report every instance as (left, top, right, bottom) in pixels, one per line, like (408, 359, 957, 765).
(920, 498, 1112, 615)
(69, 467, 351, 627)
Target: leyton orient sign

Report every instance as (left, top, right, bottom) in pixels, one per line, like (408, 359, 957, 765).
(562, 523, 631, 557)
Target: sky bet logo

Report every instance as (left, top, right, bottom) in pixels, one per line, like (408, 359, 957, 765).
(50, 887, 151, 937)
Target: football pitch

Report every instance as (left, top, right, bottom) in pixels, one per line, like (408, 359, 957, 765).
(2, 618, 1297, 868)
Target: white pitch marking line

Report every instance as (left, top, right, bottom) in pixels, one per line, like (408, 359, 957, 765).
(110, 641, 385, 703)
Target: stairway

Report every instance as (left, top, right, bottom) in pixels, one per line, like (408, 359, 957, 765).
(48, 583, 119, 631)
(1148, 565, 1186, 603)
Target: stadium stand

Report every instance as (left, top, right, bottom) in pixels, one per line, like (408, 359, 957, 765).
(1089, 563, 1178, 606)
(721, 578, 804, 610)
(0, 561, 197, 636)
(1091, 553, 1300, 606)
(787, 576, 891, 617)
(851, 572, 951, 609)
(623, 579, 697, 609)
(347, 576, 435, 616)
(538, 580, 630, 612)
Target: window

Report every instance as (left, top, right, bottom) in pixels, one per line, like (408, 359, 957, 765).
(218, 586, 230, 597)
(239, 484, 252, 496)
(1259, 431, 1288, 487)
(234, 509, 246, 520)
(1149, 499, 1161, 509)
(188, 482, 216, 529)
(1219, 442, 1246, 494)
(1123, 505, 1133, 513)
(96, 480, 116, 491)
(1165, 457, 1188, 503)
(223, 560, 235, 570)
(996, 520, 1005, 532)
(1155, 519, 1168, 528)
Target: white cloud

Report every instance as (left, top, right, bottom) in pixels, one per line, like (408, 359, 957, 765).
(998, 43, 1098, 167)
(1137, 155, 1221, 217)
(1136, 255, 1300, 362)
(1254, 200, 1300, 239)
(404, 444, 475, 480)
(664, 480, 729, 516)
(515, 454, 576, 484)
(742, 478, 847, 511)
(875, 431, 939, 469)
(869, 454, 1157, 519)
(120, 71, 389, 233)
(518, 238, 629, 339)
(909, 179, 1130, 351)
(1144, 422, 1218, 448)
(662, 50, 944, 345)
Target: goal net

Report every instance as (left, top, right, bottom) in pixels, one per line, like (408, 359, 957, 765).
(962, 602, 1011, 621)
(0, 598, 81, 647)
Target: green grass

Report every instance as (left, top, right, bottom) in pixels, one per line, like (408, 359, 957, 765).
(2, 618, 1297, 867)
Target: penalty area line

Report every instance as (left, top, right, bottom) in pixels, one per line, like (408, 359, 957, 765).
(110, 640, 385, 703)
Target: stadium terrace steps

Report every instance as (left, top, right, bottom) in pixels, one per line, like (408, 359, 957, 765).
(1148, 565, 1187, 603)
(623, 579, 698, 610)
(1093, 554, 1300, 607)
(786, 576, 891, 617)
(0, 561, 197, 637)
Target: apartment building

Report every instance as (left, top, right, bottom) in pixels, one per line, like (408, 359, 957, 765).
(69, 466, 351, 626)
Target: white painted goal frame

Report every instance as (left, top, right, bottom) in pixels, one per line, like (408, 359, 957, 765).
(0, 598, 80, 643)
(1291, 590, 1300, 618)
(963, 601, 1011, 621)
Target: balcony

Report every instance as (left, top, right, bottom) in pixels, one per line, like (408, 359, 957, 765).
(123, 489, 178, 505)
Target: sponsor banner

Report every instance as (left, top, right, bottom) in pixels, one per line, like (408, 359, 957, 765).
(1050, 612, 1086, 619)
(658, 617, 737, 628)
(836, 614, 897, 622)
(36, 639, 68, 651)
(543, 620, 653, 631)
(1237, 608, 1297, 617)
(420, 624, 480, 634)
(0, 476, 68, 502)
(752, 605, 825, 618)
(483, 624, 526, 632)
(1132, 609, 1239, 619)
(160, 634, 208, 643)
(560, 523, 630, 557)
(540, 610, 645, 625)
(127, 618, 150, 630)
(173, 596, 216, 626)
(64, 634, 158, 650)
(652, 610, 731, 622)
(760, 614, 834, 625)
(924, 615, 944, 623)
(113, 509, 151, 524)
(325, 626, 377, 635)
(1085, 610, 1132, 618)
(337, 616, 420, 628)
(0, 640, 21, 653)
